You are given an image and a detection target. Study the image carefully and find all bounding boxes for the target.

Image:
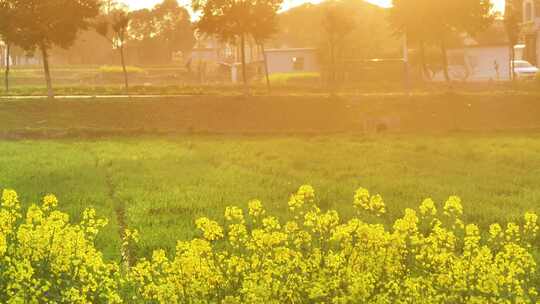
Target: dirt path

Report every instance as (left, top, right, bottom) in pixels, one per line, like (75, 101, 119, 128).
(94, 156, 134, 267)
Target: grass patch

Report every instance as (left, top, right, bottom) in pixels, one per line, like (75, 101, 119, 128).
(0, 134, 539, 258)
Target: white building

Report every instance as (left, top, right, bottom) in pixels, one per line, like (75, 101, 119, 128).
(188, 42, 320, 82)
(444, 45, 511, 81)
(264, 48, 319, 74)
(437, 22, 512, 81)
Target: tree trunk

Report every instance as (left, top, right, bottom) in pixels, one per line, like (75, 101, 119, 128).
(119, 45, 129, 95)
(40, 45, 54, 99)
(510, 46, 515, 81)
(260, 43, 271, 93)
(508, 46, 512, 81)
(167, 39, 174, 64)
(419, 40, 430, 80)
(240, 33, 248, 94)
(330, 42, 336, 94)
(249, 39, 254, 62)
(403, 34, 410, 93)
(440, 40, 450, 82)
(4, 42, 10, 93)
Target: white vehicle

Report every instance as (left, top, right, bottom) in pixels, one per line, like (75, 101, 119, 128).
(513, 60, 539, 80)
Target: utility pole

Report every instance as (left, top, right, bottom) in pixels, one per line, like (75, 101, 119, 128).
(403, 33, 411, 95)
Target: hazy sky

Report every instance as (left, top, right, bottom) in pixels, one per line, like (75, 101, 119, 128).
(123, 0, 505, 12)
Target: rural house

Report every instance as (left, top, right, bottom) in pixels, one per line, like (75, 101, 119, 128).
(189, 36, 320, 82)
(263, 48, 319, 74)
(442, 22, 511, 81)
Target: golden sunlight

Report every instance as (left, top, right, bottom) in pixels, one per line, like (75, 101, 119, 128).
(1, 0, 539, 302)
(123, 0, 505, 12)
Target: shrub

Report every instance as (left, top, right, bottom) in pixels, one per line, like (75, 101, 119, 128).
(99, 65, 145, 75)
(267, 73, 321, 85)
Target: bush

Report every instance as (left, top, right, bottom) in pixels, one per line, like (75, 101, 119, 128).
(0, 187, 538, 303)
(267, 73, 321, 85)
(99, 65, 145, 75)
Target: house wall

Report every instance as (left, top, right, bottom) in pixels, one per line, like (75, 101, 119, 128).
(535, 31, 540, 64)
(190, 46, 262, 65)
(191, 49, 220, 62)
(264, 49, 319, 74)
(442, 46, 511, 81)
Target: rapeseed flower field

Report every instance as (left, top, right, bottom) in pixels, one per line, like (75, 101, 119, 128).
(0, 186, 538, 303)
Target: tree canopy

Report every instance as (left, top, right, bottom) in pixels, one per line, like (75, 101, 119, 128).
(192, 0, 283, 89)
(0, 0, 18, 45)
(10, 0, 100, 51)
(129, 0, 195, 64)
(321, 2, 355, 89)
(2, 0, 100, 97)
(389, 0, 493, 81)
(193, 0, 283, 43)
(95, 6, 131, 93)
(274, 0, 397, 58)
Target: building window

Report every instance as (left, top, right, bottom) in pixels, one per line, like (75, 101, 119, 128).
(525, 1, 534, 22)
(292, 57, 304, 71)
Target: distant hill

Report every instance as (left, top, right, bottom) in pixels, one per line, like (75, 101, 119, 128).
(271, 0, 400, 58)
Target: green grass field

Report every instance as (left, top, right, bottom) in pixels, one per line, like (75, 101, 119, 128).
(1, 133, 539, 259)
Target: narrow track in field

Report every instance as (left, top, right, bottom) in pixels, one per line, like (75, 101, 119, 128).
(93, 155, 134, 267)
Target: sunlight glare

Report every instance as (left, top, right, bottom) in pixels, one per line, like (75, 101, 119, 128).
(123, 0, 505, 12)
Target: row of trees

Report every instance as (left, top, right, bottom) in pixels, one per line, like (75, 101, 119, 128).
(43, 1, 195, 67)
(192, 0, 501, 89)
(193, 0, 283, 92)
(0, 0, 283, 97)
(94, 0, 196, 95)
(0, 0, 197, 97)
(0, 0, 510, 96)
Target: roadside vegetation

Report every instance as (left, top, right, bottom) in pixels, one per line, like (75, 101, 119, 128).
(4, 80, 540, 97)
(266, 72, 321, 85)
